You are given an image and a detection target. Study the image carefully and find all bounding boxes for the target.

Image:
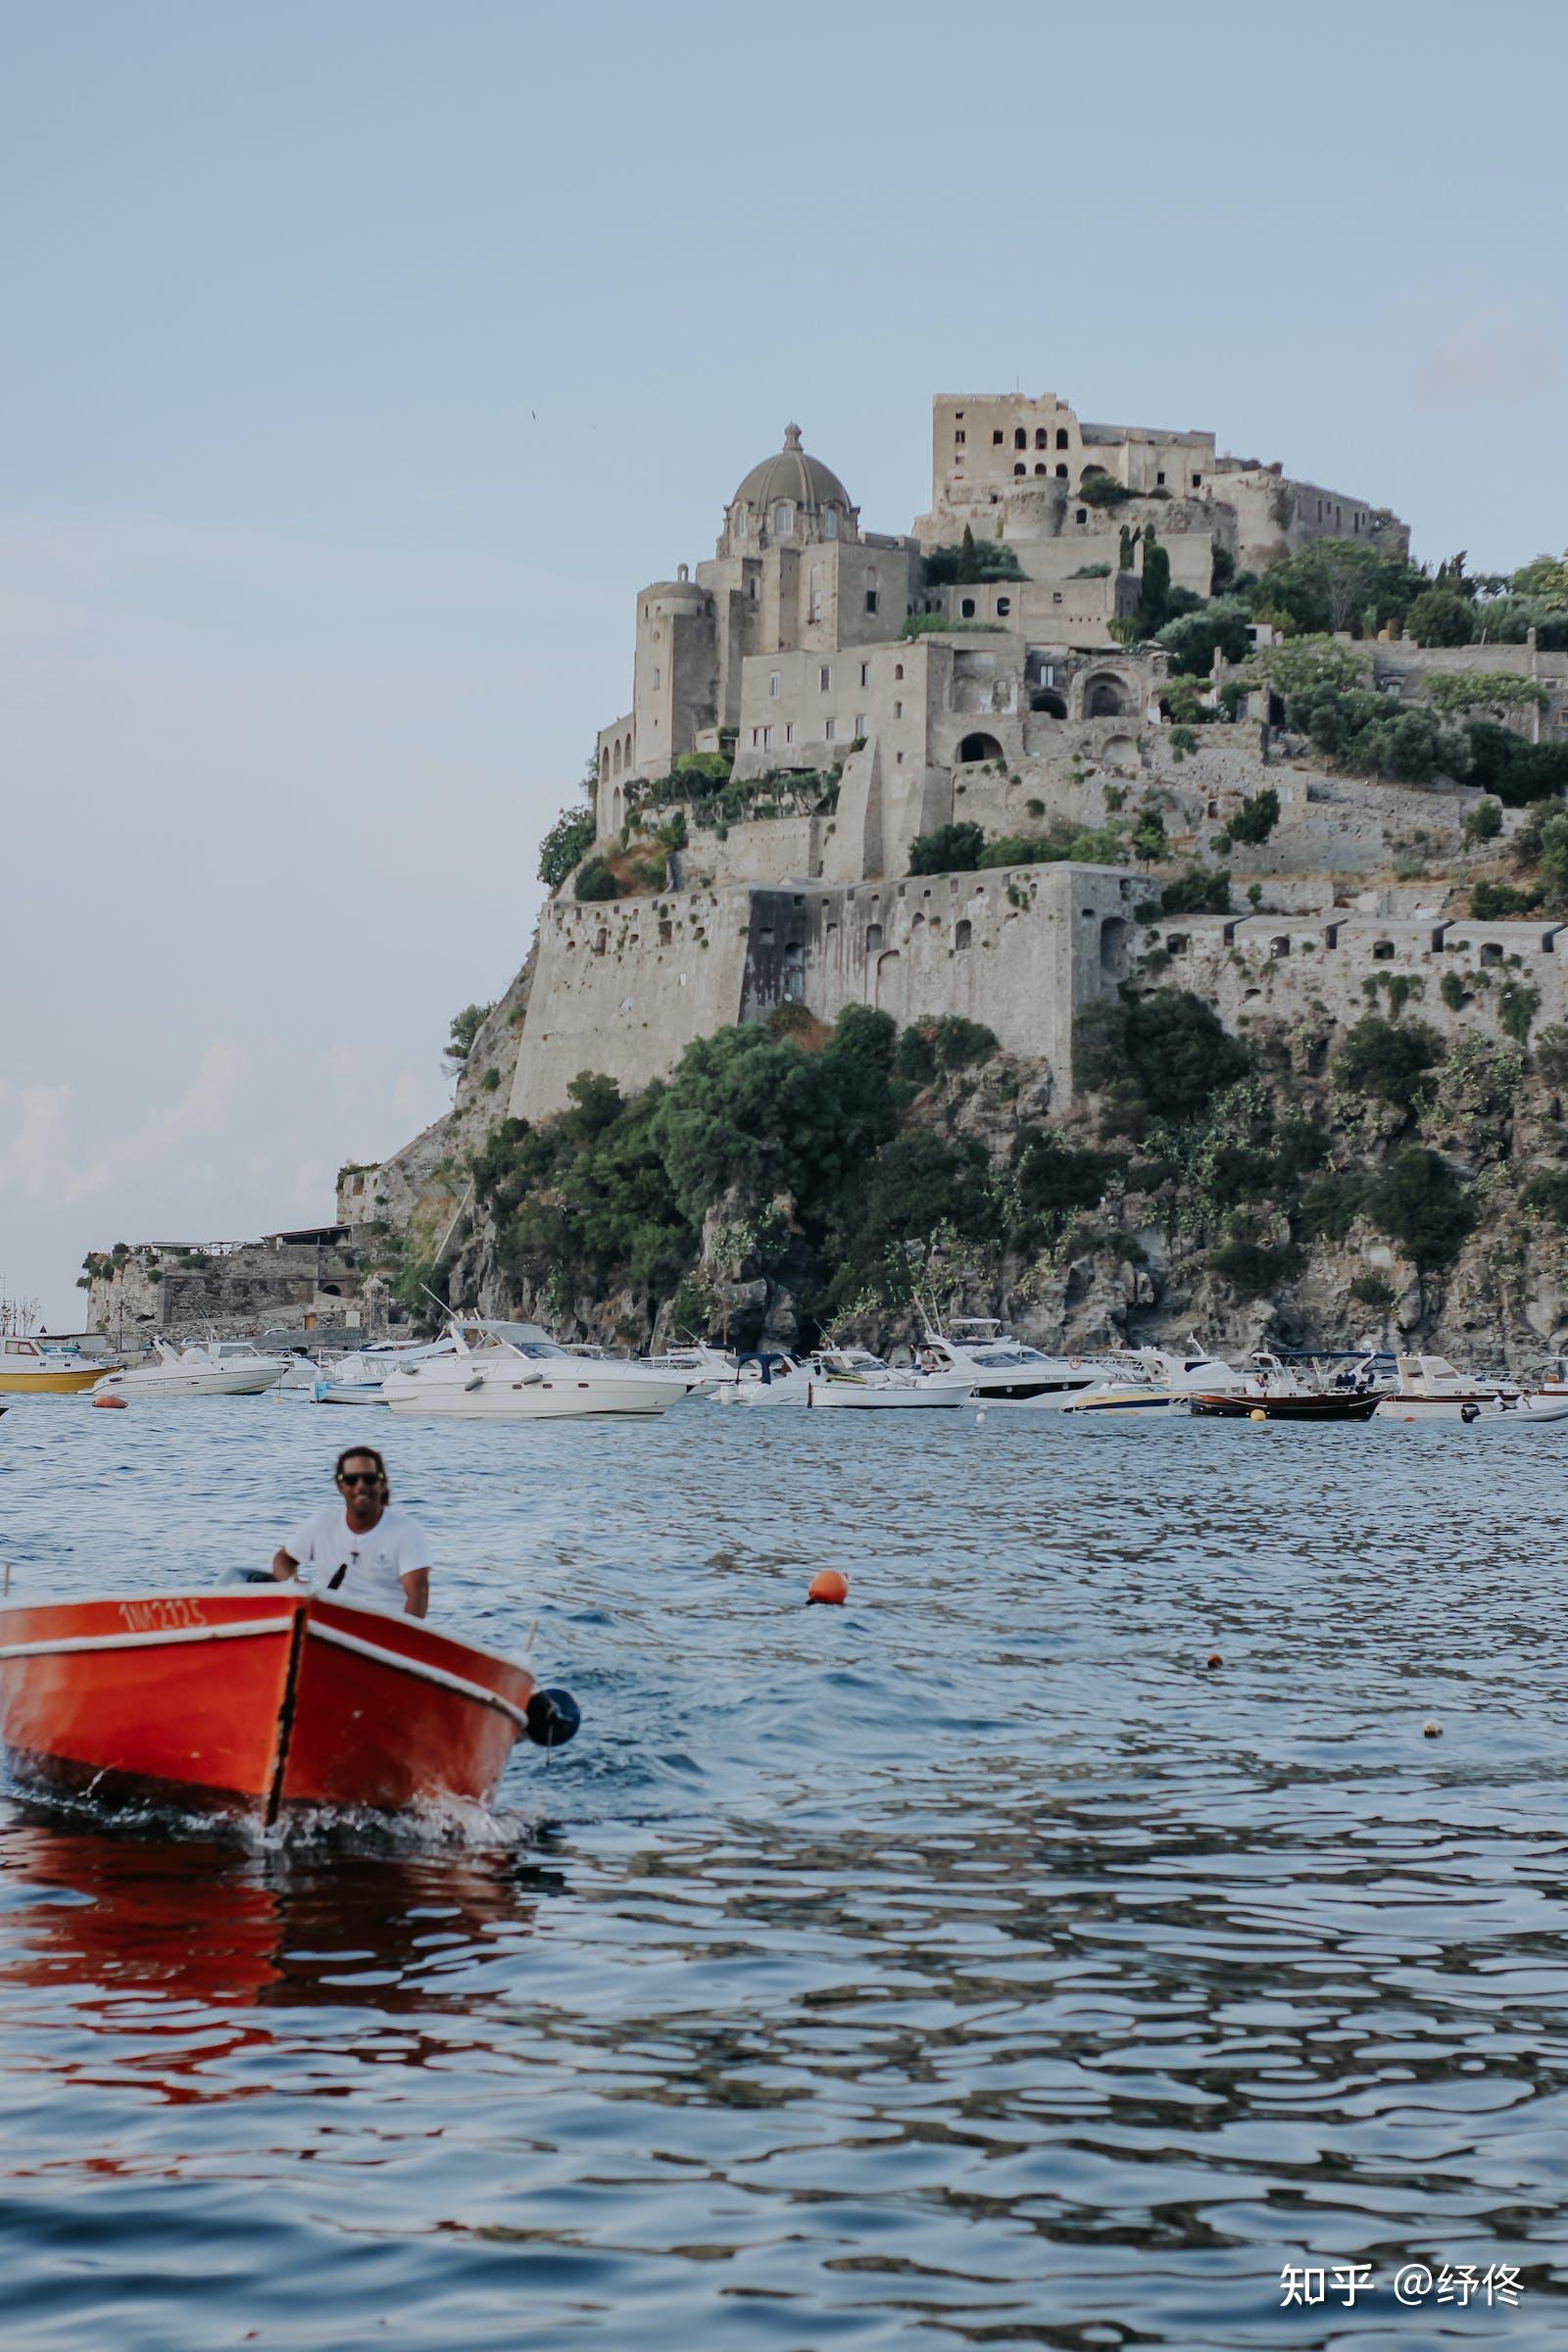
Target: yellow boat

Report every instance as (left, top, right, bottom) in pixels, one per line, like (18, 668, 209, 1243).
(0, 1335, 112, 1395)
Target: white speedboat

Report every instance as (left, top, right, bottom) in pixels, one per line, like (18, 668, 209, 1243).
(310, 1335, 456, 1405)
(1060, 1376, 1176, 1417)
(1124, 1339, 1251, 1396)
(91, 1338, 290, 1399)
(800, 1346, 968, 1409)
(913, 1318, 1115, 1408)
(1374, 1354, 1568, 1425)
(380, 1319, 699, 1419)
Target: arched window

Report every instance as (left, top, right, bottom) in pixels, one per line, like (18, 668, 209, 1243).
(894, 662, 904, 680)
(600, 747, 610, 780)
(734, 507, 748, 536)
(957, 731, 1003, 762)
(1012, 463, 1026, 477)
(996, 596, 1010, 616)
(1056, 428, 1069, 449)
(612, 739, 622, 775)
(1034, 463, 1048, 474)
(1013, 427, 1027, 450)
(823, 506, 839, 538)
(865, 922, 883, 953)
(955, 918, 972, 950)
(1035, 427, 1049, 449)
(960, 597, 976, 618)
(1056, 464, 1068, 478)
(774, 501, 795, 534)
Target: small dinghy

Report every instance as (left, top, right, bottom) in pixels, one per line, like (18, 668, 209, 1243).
(0, 1588, 577, 1823)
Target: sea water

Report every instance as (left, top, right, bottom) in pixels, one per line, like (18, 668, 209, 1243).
(2, 1392, 1566, 2347)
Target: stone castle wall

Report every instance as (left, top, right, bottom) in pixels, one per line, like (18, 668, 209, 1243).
(1146, 910, 1568, 1045)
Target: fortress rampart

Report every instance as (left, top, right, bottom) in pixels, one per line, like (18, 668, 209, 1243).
(510, 858, 1568, 1127)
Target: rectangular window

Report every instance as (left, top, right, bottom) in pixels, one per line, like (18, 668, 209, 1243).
(1192, 473, 1201, 490)
(894, 701, 904, 719)
(785, 721, 795, 744)
(854, 713, 865, 736)
(824, 717, 836, 742)
(751, 728, 760, 746)
(1155, 473, 1165, 488)
(864, 590, 878, 613)
(819, 665, 831, 691)
(768, 672, 780, 698)
(954, 429, 965, 446)
(762, 725, 773, 751)
(992, 429, 1004, 445)
(652, 666, 661, 688)
(859, 662, 869, 688)
(896, 751, 905, 764)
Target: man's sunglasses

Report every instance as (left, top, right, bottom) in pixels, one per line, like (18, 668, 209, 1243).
(338, 1470, 380, 1488)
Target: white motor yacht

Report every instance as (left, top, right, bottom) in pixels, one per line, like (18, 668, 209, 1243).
(380, 1319, 699, 1420)
(91, 1338, 290, 1399)
(1374, 1353, 1568, 1425)
(913, 1318, 1116, 1409)
(1124, 1339, 1251, 1396)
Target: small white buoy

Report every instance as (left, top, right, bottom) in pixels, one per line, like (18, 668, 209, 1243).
(975, 1406, 987, 1426)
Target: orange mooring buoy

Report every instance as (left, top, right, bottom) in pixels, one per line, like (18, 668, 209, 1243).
(808, 1568, 849, 1606)
(92, 1395, 128, 1410)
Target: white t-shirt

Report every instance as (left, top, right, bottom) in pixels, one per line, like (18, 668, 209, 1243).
(284, 1502, 431, 1614)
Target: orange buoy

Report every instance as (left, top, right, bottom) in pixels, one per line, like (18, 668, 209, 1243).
(92, 1395, 128, 1409)
(1206, 1652, 1223, 1670)
(808, 1568, 849, 1606)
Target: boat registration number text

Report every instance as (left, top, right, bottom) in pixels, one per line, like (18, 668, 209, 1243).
(118, 1596, 209, 1634)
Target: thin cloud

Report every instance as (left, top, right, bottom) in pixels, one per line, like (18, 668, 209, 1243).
(1415, 312, 1562, 412)
(0, 1086, 110, 1204)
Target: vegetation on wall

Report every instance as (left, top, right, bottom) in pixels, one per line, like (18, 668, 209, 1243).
(538, 805, 596, 889)
(907, 817, 1126, 877)
(923, 532, 1025, 585)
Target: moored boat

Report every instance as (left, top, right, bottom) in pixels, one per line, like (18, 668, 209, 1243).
(381, 1318, 697, 1419)
(92, 1337, 290, 1399)
(0, 1587, 577, 1822)
(1189, 1390, 1382, 1421)
(1373, 1353, 1568, 1424)
(0, 1335, 113, 1396)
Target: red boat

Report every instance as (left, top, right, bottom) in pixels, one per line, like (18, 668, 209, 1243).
(0, 1588, 578, 1823)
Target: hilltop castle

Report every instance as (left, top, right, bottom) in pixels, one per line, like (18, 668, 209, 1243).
(494, 393, 1557, 1130)
(86, 387, 1568, 1341)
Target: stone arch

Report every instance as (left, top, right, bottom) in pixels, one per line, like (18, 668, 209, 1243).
(873, 949, 902, 1008)
(1034, 463, 1048, 475)
(611, 784, 624, 832)
(864, 922, 883, 953)
(957, 731, 1004, 763)
(1080, 463, 1108, 485)
(612, 738, 622, 775)
(1083, 672, 1131, 718)
(1030, 689, 1068, 719)
(600, 746, 610, 782)
(1100, 915, 1129, 976)
(1102, 733, 1139, 772)
(955, 918, 972, 950)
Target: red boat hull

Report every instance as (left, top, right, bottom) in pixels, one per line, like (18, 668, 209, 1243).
(0, 1590, 539, 1821)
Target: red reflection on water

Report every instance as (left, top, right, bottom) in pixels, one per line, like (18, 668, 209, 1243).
(0, 1808, 546, 2109)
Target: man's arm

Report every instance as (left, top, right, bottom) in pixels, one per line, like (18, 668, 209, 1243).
(401, 1566, 430, 1619)
(272, 1547, 300, 1582)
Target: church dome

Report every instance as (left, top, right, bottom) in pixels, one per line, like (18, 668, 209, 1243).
(730, 423, 852, 517)
(720, 424, 858, 555)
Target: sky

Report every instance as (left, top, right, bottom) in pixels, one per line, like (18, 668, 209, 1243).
(3, 0, 1564, 1327)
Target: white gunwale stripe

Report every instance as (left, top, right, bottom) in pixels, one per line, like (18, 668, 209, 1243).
(306, 1620, 528, 1731)
(0, 1618, 291, 1662)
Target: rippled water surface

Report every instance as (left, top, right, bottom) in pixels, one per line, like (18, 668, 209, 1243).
(3, 1391, 1568, 2347)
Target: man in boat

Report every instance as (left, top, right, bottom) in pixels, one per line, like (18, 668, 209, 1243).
(270, 1446, 431, 1617)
